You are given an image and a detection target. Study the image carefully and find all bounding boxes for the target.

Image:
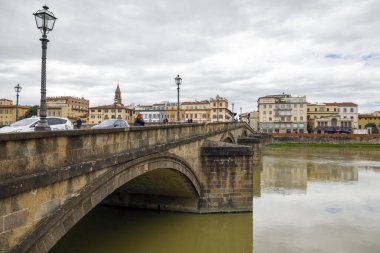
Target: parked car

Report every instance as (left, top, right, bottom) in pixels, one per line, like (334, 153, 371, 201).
(91, 119, 130, 129)
(0, 116, 74, 133)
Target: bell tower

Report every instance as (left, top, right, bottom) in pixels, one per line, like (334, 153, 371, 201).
(114, 84, 122, 105)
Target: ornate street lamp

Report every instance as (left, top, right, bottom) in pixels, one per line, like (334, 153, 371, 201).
(33, 5, 57, 131)
(14, 84, 22, 121)
(216, 94, 220, 122)
(114, 98, 118, 119)
(175, 75, 182, 123)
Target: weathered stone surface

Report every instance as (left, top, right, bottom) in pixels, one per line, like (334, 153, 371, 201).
(0, 231, 11, 252)
(3, 209, 28, 231)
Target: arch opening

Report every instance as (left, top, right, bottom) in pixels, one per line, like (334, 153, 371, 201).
(223, 137, 234, 143)
(103, 168, 200, 212)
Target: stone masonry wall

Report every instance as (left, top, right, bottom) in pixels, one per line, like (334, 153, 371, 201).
(199, 141, 253, 213)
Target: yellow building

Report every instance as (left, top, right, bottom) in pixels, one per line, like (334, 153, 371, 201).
(307, 103, 339, 132)
(0, 99, 30, 126)
(165, 103, 186, 123)
(210, 96, 231, 122)
(358, 114, 380, 130)
(181, 101, 211, 123)
(307, 103, 339, 119)
(46, 96, 89, 123)
(164, 96, 233, 123)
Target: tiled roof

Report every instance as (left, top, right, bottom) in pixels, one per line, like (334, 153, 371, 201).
(325, 102, 357, 106)
(89, 104, 132, 109)
(359, 114, 380, 119)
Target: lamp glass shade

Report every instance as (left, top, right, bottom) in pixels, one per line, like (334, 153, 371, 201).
(14, 84, 22, 93)
(33, 6, 57, 32)
(175, 75, 182, 86)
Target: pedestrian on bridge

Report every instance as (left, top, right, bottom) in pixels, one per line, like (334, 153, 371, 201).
(76, 117, 82, 129)
(134, 113, 145, 126)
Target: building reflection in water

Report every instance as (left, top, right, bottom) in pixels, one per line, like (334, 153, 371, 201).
(256, 150, 360, 194)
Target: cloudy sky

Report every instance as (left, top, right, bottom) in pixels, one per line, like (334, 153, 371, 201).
(0, 0, 379, 113)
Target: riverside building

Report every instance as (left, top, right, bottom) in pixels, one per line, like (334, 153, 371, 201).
(46, 96, 89, 123)
(0, 98, 30, 126)
(258, 93, 307, 133)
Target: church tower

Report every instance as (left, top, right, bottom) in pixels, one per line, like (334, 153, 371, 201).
(114, 84, 122, 105)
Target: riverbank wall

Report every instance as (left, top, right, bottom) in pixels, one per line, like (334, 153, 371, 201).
(269, 133, 380, 145)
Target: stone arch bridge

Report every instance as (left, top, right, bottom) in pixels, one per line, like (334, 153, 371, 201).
(0, 122, 262, 253)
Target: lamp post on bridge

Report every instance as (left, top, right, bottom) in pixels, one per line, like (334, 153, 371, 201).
(216, 94, 220, 122)
(175, 75, 182, 124)
(14, 84, 22, 121)
(33, 5, 57, 131)
(114, 98, 117, 119)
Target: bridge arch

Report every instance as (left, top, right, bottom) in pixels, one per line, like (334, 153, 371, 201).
(14, 154, 200, 253)
(220, 131, 236, 144)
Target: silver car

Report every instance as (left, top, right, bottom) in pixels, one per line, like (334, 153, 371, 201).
(91, 119, 130, 129)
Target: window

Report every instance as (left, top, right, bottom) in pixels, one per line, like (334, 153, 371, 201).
(300, 116, 303, 121)
(350, 108, 354, 112)
(294, 117, 297, 121)
(343, 108, 347, 113)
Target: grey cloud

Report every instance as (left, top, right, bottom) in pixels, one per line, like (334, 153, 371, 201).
(0, 0, 379, 113)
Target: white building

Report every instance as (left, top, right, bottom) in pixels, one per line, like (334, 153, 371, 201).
(325, 102, 358, 129)
(258, 93, 307, 133)
(135, 103, 167, 123)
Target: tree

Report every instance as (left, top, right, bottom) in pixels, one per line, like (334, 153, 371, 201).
(23, 105, 38, 119)
(365, 123, 379, 134)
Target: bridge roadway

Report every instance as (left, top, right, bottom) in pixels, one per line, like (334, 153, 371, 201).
(0, 122, 262, 253)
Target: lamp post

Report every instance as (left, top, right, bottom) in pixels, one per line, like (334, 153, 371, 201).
(33, 5, 57, 131)
(232, 102, 235, 121)
(175, 75, 182, 123)
(14, 84, 22, 121)
(216, 94, 220, 122)
(114, 98, 117, 119)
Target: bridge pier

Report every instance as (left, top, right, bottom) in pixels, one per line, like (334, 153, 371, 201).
(199, 141, 253, 213)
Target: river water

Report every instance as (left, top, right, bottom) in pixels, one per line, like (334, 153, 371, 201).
(50, 146, 380, 253)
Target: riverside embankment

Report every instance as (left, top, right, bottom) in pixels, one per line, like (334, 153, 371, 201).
(268, 133, 380, 145)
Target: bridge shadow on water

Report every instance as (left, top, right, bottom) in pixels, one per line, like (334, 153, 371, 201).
(49, 206, 253, 253)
